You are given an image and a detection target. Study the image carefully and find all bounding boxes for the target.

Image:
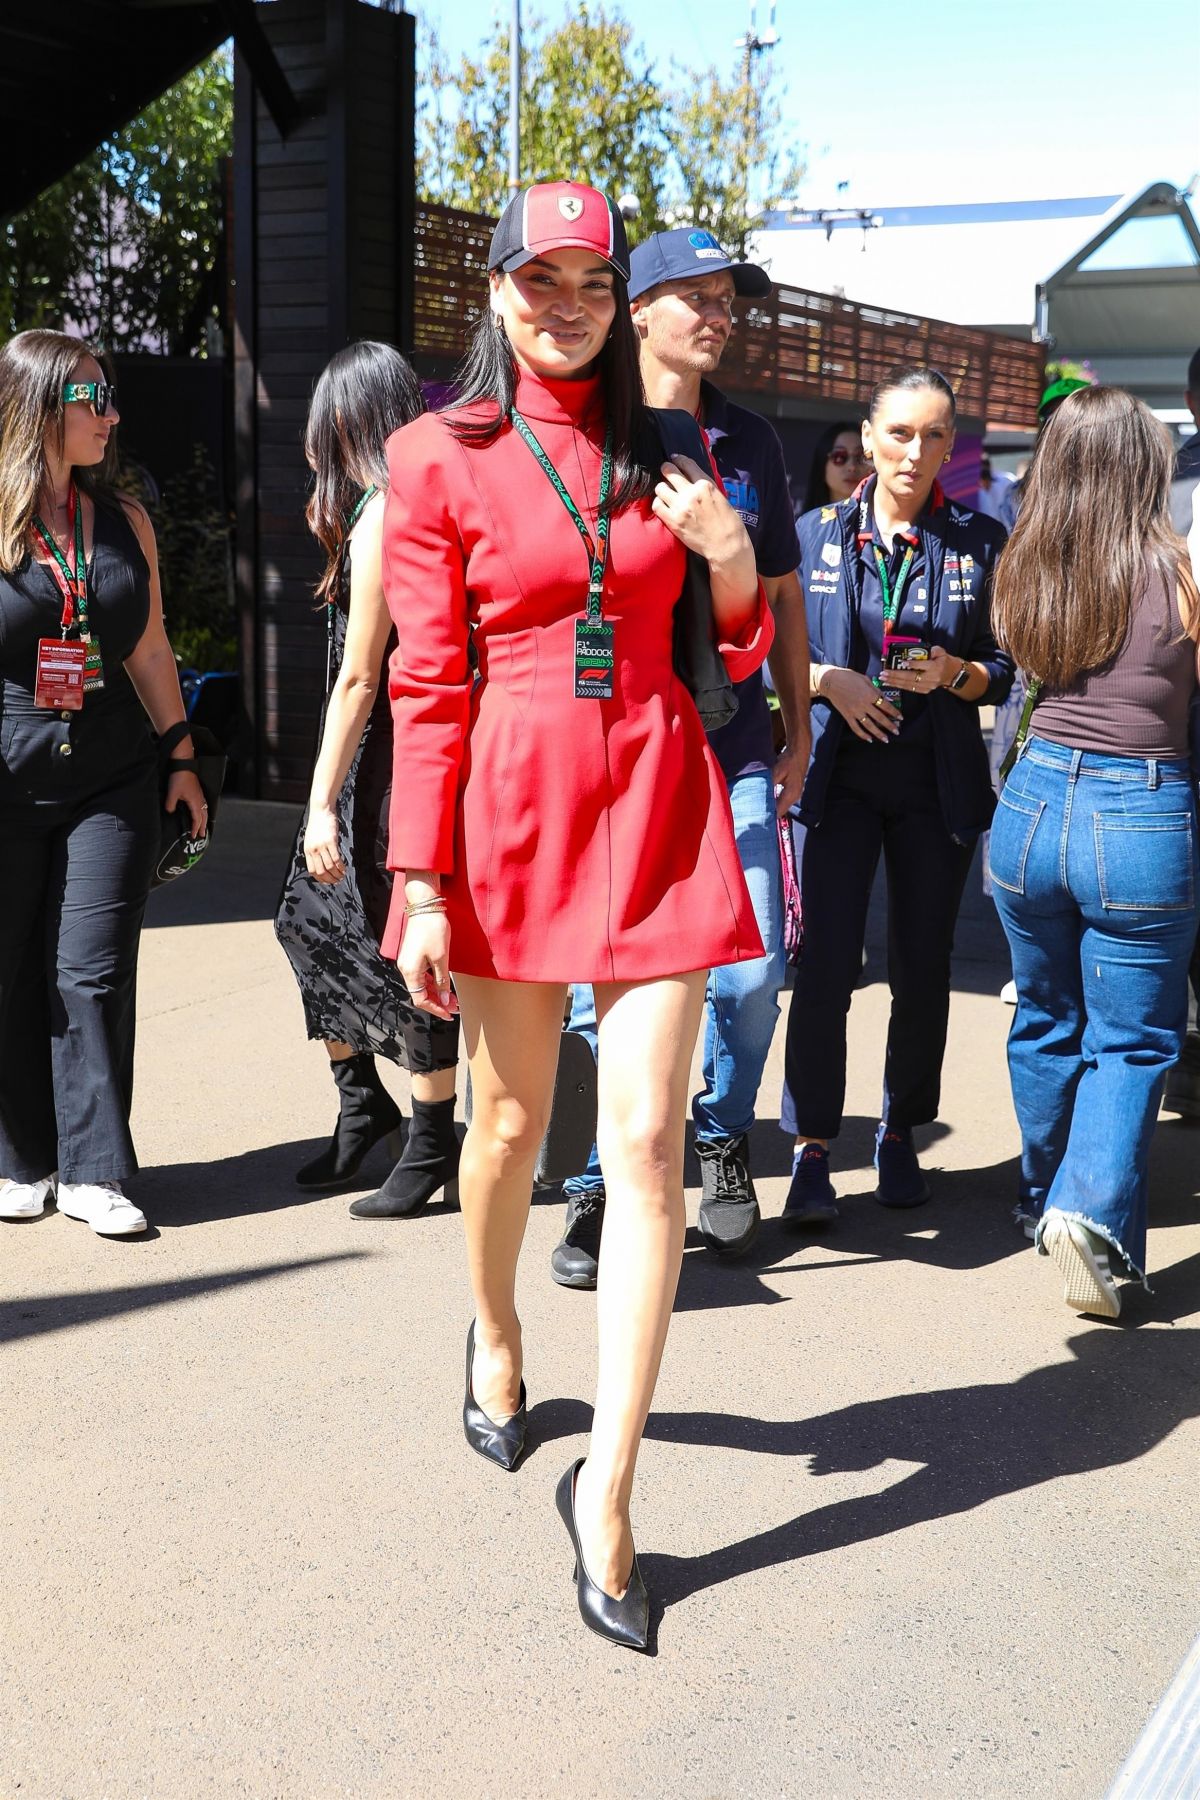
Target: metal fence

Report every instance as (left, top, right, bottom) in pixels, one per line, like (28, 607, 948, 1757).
(411, 201, 1044, 429)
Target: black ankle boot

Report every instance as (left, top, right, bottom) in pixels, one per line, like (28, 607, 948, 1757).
(295, 1054, 404, 1191)
(349, 1096, 461, 1218)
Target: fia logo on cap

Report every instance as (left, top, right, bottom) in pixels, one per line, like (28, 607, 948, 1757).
(688, 229, 723, 260)
(559, 195, 584, 221)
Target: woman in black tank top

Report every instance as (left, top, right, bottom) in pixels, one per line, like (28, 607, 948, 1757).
(0, 329, 205, 1237)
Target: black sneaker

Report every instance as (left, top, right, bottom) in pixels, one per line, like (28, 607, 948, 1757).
(550, 1187, 606, 1290)
(695, 1134, 760, 1258)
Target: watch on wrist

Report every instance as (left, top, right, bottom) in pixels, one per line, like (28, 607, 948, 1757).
(949, 660, 971, 693)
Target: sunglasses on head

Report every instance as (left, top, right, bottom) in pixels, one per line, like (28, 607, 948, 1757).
(827, 447, 868, 467)
(63, 379, 117, 417)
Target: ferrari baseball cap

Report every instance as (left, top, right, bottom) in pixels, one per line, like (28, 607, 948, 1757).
(628, 228, 771, 302)
(488, 181, 631, 282)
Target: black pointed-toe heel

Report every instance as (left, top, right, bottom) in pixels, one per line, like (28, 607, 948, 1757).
(462, 1320, 526, 1471)
(555, 1458, 650, 1653)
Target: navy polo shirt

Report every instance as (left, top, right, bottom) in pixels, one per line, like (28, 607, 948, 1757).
(699, 379, 798, 784)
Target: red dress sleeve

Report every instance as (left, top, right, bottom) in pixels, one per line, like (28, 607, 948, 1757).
(382, 417, 472, 876)
(717, 577, 774, 682)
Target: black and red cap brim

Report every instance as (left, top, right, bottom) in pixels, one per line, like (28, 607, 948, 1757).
(488, 182, 631, 283)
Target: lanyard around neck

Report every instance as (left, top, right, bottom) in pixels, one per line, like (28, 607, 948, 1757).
(346, 483, 379, 532)
(510, 409, 614, 622)
(872, 540, 916, 633)
(31, 482, 89, 637)
(858, 485, 918, 633)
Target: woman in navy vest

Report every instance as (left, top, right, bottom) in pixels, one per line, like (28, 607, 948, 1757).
(782, 365, 1013, 1219)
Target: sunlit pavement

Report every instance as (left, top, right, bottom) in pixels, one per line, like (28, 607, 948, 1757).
(4, 797, 1199, 1800)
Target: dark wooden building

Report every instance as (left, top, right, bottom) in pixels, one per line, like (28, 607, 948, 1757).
(233, 0, 415, 800)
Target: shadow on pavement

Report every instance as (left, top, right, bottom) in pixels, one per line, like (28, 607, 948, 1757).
(675, 1138, 1024, 1314)
(639, 1323, 1200, 1616)
(145, 798, 301, 929)
(0, 1253, 367, 1345)
(137, 1137, 406, 1226)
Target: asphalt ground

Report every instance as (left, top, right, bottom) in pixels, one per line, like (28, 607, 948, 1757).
(4, 798, 1200, 1800)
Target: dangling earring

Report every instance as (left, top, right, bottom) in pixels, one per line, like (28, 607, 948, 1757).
(943, 453, 952, 465)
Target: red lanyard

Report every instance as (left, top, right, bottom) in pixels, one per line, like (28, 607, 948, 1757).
(31, 483, 90, 639)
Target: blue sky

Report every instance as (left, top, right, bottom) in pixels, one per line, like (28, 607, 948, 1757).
(412, 0, 1200, 208)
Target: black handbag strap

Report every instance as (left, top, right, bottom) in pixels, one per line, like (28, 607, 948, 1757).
(158, 719, 194, 760)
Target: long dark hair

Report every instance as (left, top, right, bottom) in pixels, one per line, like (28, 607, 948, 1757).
(447, 277, 655, 513)
(304, 340, 425, 601)
(992, 385, 1199, 687)
(803, 419, 863, 512)
(0, 329, 121, 572)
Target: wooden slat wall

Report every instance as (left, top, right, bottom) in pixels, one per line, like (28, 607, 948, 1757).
(409, 201, 1044, 429)
(234, 0, 415, 802)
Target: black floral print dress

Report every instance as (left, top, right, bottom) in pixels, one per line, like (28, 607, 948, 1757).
(274, 552, 459, 1072)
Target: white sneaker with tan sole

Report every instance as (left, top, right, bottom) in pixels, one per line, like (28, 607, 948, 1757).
(0, 1174, 57, 1219)
(1041, 1213, 1121, 1319)
(56, 1181, 147, 1237)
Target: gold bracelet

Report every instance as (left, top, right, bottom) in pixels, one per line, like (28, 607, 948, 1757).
(404, 898, 448, 917)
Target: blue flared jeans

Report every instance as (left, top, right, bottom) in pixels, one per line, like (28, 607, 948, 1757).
(989, 736, 1199, 1281)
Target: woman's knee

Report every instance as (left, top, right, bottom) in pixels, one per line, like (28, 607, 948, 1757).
(596, 1113, 681, 1195)
(468, 1093, 549, 1173)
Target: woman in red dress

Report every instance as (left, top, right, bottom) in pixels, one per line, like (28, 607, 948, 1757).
(382, 182, 772, 1650)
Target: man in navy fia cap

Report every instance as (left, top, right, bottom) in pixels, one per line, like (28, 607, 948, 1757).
(551, 226, 814, 1285)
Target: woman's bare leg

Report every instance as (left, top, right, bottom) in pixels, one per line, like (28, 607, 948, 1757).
(411, 1068, 457, 1104)
(453, 972, 567, 1424)
(573, 969, 707, 1596)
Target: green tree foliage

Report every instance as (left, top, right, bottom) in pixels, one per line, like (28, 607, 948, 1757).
(416, 5, 802, 253)
(0, 49, 233, 354)
(419, 9, 667, 225)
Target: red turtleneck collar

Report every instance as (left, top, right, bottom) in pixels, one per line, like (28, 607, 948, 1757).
(512, 363, 604, 427)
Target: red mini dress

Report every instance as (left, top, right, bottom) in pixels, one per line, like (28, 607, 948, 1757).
(380, 367, 773, 983)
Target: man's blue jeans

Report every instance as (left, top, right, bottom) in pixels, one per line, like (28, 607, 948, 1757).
(989, 737, 1199, 1281)
(562, 768, 786, 1199)
(692, 767, 786, 1141)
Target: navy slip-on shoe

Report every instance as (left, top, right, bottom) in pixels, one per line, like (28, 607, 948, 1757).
(873, 1124, 931, 1209)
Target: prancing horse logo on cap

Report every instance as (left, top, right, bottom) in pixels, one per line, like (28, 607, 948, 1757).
(558, 195, 584, 221)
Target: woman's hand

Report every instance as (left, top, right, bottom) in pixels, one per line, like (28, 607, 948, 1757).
(886, 644, 962, 696)
(398, 910, 458, 1021)
(819, 668, 901, 743)
(164, 769, 208, 837)
(304, 806, 346, 884)
(653, 455, 754, 571)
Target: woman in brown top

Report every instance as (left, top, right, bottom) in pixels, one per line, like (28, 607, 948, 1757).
(988, 385, 1200, 1319)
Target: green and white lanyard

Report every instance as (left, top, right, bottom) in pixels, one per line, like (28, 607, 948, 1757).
(30, 482, 104, 692)
(510, 408, 616, 699)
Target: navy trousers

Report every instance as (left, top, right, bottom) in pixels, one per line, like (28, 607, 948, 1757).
(0, 760, 159, 1184)
(782, 737, 974, 1140)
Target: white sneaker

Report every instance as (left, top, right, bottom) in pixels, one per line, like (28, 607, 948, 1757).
(1041, 1213, 1121, 1319)
(57, 1181, 147, 1237)
(0, 1173, 57, 1219)
(1001, 979, 1018, 1005)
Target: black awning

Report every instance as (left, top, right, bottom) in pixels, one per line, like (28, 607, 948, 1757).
(0, 0, 298, 218)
